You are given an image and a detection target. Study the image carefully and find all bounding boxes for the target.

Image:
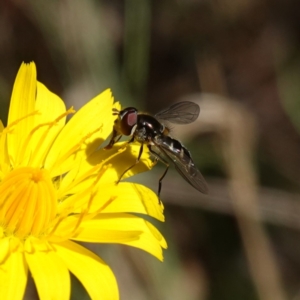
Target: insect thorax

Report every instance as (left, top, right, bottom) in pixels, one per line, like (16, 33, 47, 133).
(134, 114, 164, 143)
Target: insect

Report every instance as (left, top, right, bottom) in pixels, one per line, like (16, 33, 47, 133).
(104, 101, 209, 198)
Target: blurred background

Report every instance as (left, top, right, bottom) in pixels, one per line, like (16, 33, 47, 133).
(1, 0, 300, 299)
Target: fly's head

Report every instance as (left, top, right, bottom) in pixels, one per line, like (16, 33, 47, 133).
(113, 107, 138, 136)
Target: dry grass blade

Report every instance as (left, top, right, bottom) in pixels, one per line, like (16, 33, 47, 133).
(174, 93, 287, 300)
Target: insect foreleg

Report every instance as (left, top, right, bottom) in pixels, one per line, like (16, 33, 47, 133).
(104, 129, 122, 150)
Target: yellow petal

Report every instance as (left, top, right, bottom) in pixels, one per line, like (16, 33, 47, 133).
(60, 182, 164, 222)
(0, 119, 6, 171)
(7, 62, 36, 166)
(72, 213, 167, 261)
(0, 121, 10, 177)
(58, 141, 153, 198)
(55, 240, 119, 300)
(25, 241, 70, 300)
(45, 89, 115, 177)
(29, 82, 67, 167)
(0, 237, 10, 263)
(100, 183, 164, 220)
(97, 142, 153, 183)
(51, 214, 141, 243)
(0, 244, 28, 300)
(125, 219, 167, 261)
(70, 214, 143, 243)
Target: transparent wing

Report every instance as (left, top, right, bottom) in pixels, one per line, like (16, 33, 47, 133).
(155, 101, 200, 124)
(152, 136, 209, 194)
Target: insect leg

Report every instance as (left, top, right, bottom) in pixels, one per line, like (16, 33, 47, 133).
(127, 136, 135, 144)
(117, 143, 144, 184)
(104, 129, 122, 150)
(148, 145, 169, 200)
(158, 166, 169, 199)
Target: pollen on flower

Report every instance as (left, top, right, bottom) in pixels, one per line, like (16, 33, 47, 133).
(0, 167, 57, 239)
(31, 169, 44, 182)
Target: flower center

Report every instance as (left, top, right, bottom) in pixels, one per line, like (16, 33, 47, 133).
(0, 167, 57, 238)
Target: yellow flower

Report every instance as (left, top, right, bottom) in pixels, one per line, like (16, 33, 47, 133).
(0, 62, 167, 300)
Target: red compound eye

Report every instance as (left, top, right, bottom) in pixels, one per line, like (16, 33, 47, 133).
(119, 107, 138, 135)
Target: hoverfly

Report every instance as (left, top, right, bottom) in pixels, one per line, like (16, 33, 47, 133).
(104, 101, 209, 198)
